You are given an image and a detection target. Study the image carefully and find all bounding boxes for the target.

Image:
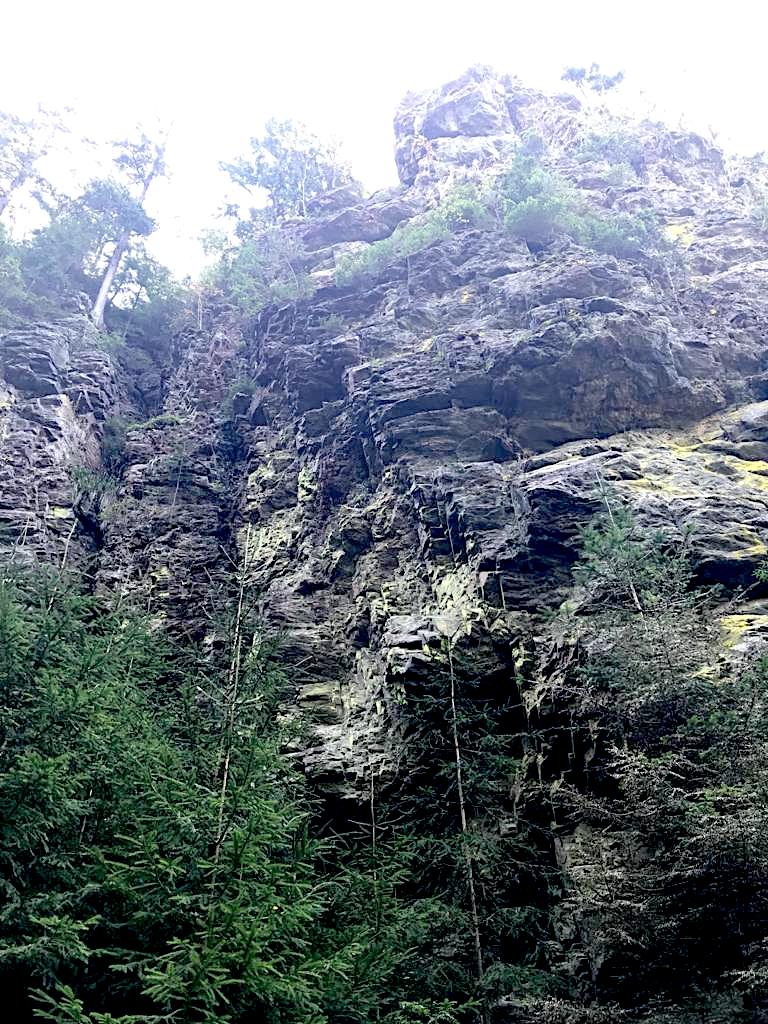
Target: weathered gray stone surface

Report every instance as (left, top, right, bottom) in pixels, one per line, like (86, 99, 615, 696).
(0, 317, 117, 561)
(5, 67, 768, 795)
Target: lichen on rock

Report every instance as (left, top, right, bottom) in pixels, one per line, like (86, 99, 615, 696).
(5, 65, 768, 801)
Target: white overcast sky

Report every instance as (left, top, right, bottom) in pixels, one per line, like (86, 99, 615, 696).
(2, 0, 767, 276)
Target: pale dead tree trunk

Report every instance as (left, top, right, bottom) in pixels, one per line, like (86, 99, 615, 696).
(298, 159, 308, 217)
(213, 523, 251, 864)
(91, 228, 130, 331)
(91, 145, 164, 331)
(446, 644, 486, 1006)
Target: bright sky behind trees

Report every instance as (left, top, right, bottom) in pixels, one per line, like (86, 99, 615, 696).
(3, 0, 766, 276)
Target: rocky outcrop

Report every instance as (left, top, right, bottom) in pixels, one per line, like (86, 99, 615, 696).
(0, 317, 117, 562)
(4, 66, 768, 796)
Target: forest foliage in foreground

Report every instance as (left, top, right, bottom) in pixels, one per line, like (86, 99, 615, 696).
(2, 503, 768, 1024)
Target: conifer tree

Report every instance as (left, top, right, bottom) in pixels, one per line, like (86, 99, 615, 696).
(539, 491, 768, 1020)
(0, 567, 338, 1023)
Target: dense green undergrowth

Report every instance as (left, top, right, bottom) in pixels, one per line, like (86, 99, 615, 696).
(0, 565, 554, 1024)
(3, 498, 768, 1024)
(201, 224, 315, 317)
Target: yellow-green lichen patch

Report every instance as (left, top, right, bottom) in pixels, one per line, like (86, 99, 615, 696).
(429, 565, 487, 633)
(622, 473, 696, 498)
(720, 613, 768, 647)
(729, 526, 768, 560)
(732, 461, 768, 492)
(246, 452, 297, 497)
(47, 505, 73, 519)
(148, 564, 171, 600)
(246, 465, 275, 489)
(238, 510, 299, 564)
(620, 439, 768, 502)
(663, 221, 695, 247)
(664, 438, 702, 456)
(369, 581, 408, 625)
(684, 451, 768, 494)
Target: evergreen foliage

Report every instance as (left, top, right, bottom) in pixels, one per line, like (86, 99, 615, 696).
(0, 110, 181, 334)
(574, 129, 647, 173)
(528, 493, 768, 1021)
(202, 224, 314, 315)
(0, 106, 70, 218)
(3, 497, 768, 1024)
(4, 80, 768, 1024)
(561, 65, 625, 95)
(334, 210, 451, 286)
(208, 119, 356, 312)
(0, 568, 333, 1023)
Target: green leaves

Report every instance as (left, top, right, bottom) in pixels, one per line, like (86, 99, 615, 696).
(335, 210, 451, 286)
(0, 570, 330, 1023)
(0, 110, 174, 329)
(545, 493, 768, 1015)
(561, 64, 625, 95)
(336, 150, 669, 290)
(7, 498, 768, 1023)
(222, 118, 355, 222)
(0, 106, 70, 220)
(205, 224, 313, 315)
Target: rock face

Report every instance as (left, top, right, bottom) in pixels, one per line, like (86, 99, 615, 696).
(0, 318, 117, 562)
(4, 66, 768, 795)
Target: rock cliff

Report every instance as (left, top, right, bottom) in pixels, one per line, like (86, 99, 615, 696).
(4, 65, 768, 798)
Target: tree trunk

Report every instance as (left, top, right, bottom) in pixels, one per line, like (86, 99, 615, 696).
(447, 645, 485, 992)
(91, 146, 164, 331)
(91, 231, 129, 330)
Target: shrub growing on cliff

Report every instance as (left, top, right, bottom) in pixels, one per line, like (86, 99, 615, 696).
(335, 183, 489, 286)
(100, 416, 130, 471)
(335, 210, 450, 285)
(204, 225, 314, 314)
(574, 128, 647, 173)
(579, 208, 664, 258)
(335, 148, 668, 290)
(494, 152, 662, 254)
(0, 225, 32, 326)
(438, 181, 492, 231)
(491, 153, 579, 243)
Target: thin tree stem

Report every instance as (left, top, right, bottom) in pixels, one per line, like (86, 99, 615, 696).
(447, 644, 485, 998)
